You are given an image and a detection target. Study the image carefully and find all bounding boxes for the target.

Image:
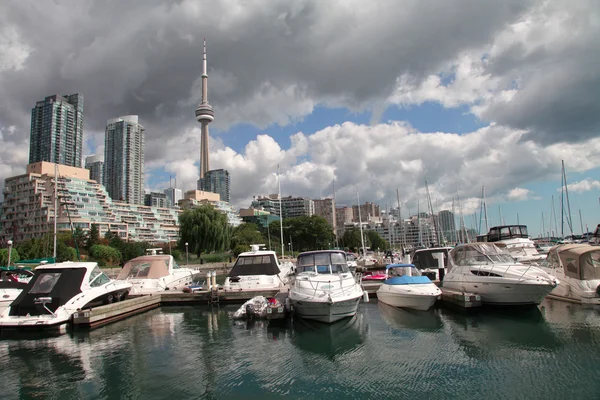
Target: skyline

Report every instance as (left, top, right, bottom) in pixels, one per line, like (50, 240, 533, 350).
(0, 0, 599, 237)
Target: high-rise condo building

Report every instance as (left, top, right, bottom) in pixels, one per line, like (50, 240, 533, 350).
(103, 115, 145, 205)
(198, 169, 230, 203)
(29, 93, 84, 167)
(85, 154, 104, 184)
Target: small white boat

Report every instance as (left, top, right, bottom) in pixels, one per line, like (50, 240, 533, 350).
(376, 264, 441, 311)
(0, 262, 132, 332)
(443, 243, 558, 306)
(540, 244, 600, 305)
(0, 269, 34, 315)
(289, 250, 364, 323)
(223, 244, 293, 292)
(117, 249, 196, 294)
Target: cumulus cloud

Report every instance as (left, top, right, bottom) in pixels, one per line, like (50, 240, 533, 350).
(506, 188, 535, 201)
(561, 179, 600, 193)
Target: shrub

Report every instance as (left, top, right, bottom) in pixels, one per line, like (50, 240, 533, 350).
(89, 245, 122, 266)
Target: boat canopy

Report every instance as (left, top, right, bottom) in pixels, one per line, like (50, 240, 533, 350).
(384, 275, 432, 285)
(228, 253, 280, 277)
(9, 267, 87, 316)
(486, 225, 529, 242)
(549, 244, 600, 280)
(450, 243, 514, 267)
(296, 251, 349, 274)
(118, 255, 172, 280)
(412, 248, 451, 269)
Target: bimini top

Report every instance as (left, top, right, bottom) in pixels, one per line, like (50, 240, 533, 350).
(548, 244, 600, 280)
(228, 252, 280, 277)
(118, 255, 172, 280)
(450, 243, 514, 267)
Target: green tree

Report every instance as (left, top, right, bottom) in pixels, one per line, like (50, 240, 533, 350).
(179, 205, 231, 258)
(341, 228, 363, 251)
(87, 224, 100, 250)
(89, 244, 122, 266)
(230, 223, 265, 250)
(269, 215, 334, 252)
(0, 248, 20, 266)
(367, 230, 388, 251)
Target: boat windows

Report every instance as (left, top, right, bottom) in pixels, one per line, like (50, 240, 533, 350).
(500, 227, 511, 239)
(30, 273, 61, 294)
(389, 267, 420, 277)
(236, 255, 272, 265)
(89, 266, 111, 287)
(580, 250, 600, 280)
(471, 270, 503, 277)
(316, 265, 329, 274)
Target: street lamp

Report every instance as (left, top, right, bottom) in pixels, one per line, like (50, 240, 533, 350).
(185, 242, 189, 265)
(288, 242, 292, 255)
(7, 240, 13, 268)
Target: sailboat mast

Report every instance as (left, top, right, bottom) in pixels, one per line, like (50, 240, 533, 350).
(53, 164, 58, 259)
(357, 189, 366, 256)
(332, 179, 338, 248)
(397, 188, 405, 248)
(563, 160, 574, 236)
(579, 209, 584, 236)
(482, 185, 489, 233)
(277, 165, 284, 258)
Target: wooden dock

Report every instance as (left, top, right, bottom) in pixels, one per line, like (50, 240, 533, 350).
(72, 295, 161, 329)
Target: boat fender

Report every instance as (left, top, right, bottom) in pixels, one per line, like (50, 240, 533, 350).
(285, 297, 291, 312)
(363, 291, 369, 303)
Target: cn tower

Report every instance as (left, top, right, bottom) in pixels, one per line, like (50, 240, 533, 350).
(195, 38, 214, 180)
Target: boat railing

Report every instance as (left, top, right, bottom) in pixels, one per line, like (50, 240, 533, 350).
(297, 273, 358, 298)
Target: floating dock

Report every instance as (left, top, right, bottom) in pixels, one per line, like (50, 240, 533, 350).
(72, 295, 161, 329)
(440, 289, 482, 308)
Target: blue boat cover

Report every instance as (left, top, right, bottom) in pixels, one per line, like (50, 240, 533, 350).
(384, 275, 432, 285)
(385, 263, 415, 269)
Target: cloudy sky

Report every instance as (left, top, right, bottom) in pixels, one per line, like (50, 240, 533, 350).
(1, 0, 599, 236)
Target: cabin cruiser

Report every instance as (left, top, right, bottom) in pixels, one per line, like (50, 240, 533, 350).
(483, 225, 545, 264)
(223, 244, 293, 292)
(289, 250, 364, 323)
(443, 243, 558, 306)
(346, 253, 358, 273)
(0, 262, 132, 331)
(117, 249, 196, 294)
(376, 264, 441, 311)
(0, 269, 34, 315)
(412, 247, 452, 281)
(539, 244, 600, 305)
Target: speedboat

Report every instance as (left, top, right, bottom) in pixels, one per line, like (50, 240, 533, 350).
(361, 271, 387, 281)
(0, 262, 132, 331)
(376, 264, 441, 311)
(539, 244, 600, 305)
(289, 250, 364, 323)
(116, 248, 196, 294)
(412, 247, 452, 281)
(443, 243, 558, 306)
(484, 225, 545, 264)
(0, 269, 34, 315)
(223, 244, 293, 292)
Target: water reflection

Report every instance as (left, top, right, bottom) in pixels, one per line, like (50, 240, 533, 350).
(540, 299, 600, 345)
(442, 305, 562, 357)
(377, 301, 444, 333)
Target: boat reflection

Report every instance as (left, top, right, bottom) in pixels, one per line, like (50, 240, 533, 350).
(442, 306, 562, 358)
(377, 301, 444, 333)
(289, 313, 366, 358)
(540, 299, 600, 345)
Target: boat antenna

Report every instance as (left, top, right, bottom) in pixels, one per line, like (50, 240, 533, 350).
(277, 165, 285, 258)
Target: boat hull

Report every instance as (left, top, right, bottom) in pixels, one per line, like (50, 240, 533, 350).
(377, 285, 440, 311)
(442, 280, 554, 305)
(290, 296, 361, 323)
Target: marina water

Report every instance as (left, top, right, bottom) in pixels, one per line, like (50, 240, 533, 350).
(1, 299, 600, 399)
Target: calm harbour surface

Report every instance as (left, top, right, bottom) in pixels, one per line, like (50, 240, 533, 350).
(1, 299, 600, 400)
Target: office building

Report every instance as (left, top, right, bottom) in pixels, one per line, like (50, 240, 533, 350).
(314, 198, 337, 232)
(164, 186, 183, 208)
(29, 93, 84, 167)
(103, 115, 145, 204)
(198, 168, 230, 203)
(145, 192, 169, 208)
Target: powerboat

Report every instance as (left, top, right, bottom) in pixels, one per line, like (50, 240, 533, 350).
(223, 244, 293, 292)
(376, 264, 441, 311)
(412, 247, 452, 281)
(443, 243, 558, 306)
(116, 249, 196, 294)
(483, 225, 545, 264)
(361, 271, 387, 281)
(539, 244, 600, 305)
(289, 250, 364, 323)
(0, 269, 34, 315)
(0, 262, 132, 331)
(346, 253, 358, 273)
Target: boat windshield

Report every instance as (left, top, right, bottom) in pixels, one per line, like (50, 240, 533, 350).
(389, 267, 421, 277)
(452, 243, 514, 266)
(89, 266, 111, 287)
(297, 252, 349, 274)
(580, 250, 600, 280)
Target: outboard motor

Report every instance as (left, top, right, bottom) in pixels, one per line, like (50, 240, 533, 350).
(245, 303, 256, 321)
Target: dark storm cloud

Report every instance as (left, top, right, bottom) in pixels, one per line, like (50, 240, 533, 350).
(0, 0, 533, 159)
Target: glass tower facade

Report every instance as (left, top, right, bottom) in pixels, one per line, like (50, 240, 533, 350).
(198, 169, 230, 203)
(29, 94, 84, 167)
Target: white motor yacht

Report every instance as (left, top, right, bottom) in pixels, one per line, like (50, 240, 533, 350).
(443, 243, 558, 306)
(289, 250, 364, 323)
(376, 264, 441, 311)
(0, 262, 132, 332)
(412, 247, 452, 281)
(346, 253, 358, 274)
(540, 244, 600, 305)
(484, 225, 545, 264)
(223, 244, 293, 292)
(117, 249, 196, 294)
